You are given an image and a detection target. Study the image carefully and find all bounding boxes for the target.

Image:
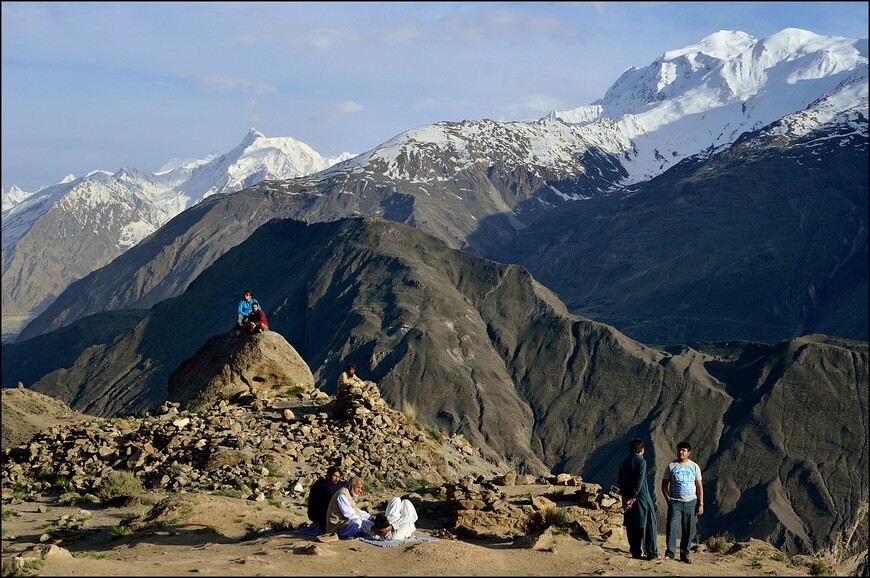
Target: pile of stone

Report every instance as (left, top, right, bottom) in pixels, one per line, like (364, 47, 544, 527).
(333, 377, 390, 420)
(1, 381, 496, 505)
(445, 471, 624, 543)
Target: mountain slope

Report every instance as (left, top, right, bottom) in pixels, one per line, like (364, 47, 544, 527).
(3, 217, 866, 562)
(1, 129, 352, 341)
(496, 108, 869, 344)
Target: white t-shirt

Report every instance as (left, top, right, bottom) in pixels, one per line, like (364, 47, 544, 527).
(663, 459, 702, 502)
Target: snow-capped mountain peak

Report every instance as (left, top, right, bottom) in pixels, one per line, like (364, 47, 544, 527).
(547, 27, 867, 183)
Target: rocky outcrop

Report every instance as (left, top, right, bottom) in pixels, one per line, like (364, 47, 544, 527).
(2, 373, 501, 505)
(446, 473, 623, 543)
(167, 330, 315, 411)
(1, 384, 88, 451)
(1, 381, 629, 549)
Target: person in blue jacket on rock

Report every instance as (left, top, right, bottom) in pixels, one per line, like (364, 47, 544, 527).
(234, 289, 259, 334)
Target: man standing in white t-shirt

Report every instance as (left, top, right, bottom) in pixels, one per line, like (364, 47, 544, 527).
(661, 441, 704, 564)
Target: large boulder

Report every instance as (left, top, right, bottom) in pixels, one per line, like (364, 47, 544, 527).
(167, 331, 314, 411)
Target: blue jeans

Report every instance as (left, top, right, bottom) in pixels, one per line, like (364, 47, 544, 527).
(665, 498, 697, 559)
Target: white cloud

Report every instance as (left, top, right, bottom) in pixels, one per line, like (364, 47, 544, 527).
(379, 19, 427, 44)
(337, 100, 364, 114)
(436, 6, 578, 44)
(247, 99, 262, 123)
(521, 94, 563, 115)
(198, 76, 276, 94)
(299, 27, 358, 50)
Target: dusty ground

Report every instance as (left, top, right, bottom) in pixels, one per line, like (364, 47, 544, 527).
(1, 490, 827, 577)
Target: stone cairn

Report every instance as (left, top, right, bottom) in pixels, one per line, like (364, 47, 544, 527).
(333, 378, 389, 420)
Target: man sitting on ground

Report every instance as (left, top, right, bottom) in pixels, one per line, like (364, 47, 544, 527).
(307, 465, 342, 531)
(325, 476, 373, 538)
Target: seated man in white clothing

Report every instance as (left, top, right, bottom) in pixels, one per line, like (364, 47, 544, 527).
(369, 496, 419, 541)
(325, 476, 373, 538)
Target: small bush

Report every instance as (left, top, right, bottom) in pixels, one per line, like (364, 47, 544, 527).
(75, 551, 107, 559)
(403, 478, 427, 492)
(771, 551, 787, 562)
(110, 524, 131, 539)
(362, 479, 377, 494)
(212, 488, 243, 499)
(22, 559, 45, 572)
(526, 507, 571, 532)
(267, 518, 294, 532)
(751, 555, 764, 569)
(401, 402, 416, 425)
(1, 509, 17, 521)
(99, 470, 144, 501)
(705, 534, 732, 553)
(809, 558, 831, 576)
(285, 385, 306, 397)
(12, 484, 27, 500)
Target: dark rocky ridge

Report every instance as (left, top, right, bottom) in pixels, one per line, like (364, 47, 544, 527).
(2, 217, 866, 565)
(499, 116, 868, 344)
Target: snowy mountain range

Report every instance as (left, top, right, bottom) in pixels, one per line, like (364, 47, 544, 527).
(4, 27, 868, 343)
(1, 130, 353, 339)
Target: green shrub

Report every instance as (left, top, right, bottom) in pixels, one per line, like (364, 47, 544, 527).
(285, 385, 306, 397)
(526, 507, 571, 532)
(705, 534, 732, 553)
(99, 470, 144, 501)
(75, 551, 107, 559)
(362, 478, 378, 494)
(771, 551, 787, 562)
(212, 488, 243, 498)
(403, 478, 427, 492)
(22, 559, 45, 572)
(12, 484, 27, 500)
(751, 555, 764, 569)
(267, 518, 294, 532)
(809, 558, 831, 576)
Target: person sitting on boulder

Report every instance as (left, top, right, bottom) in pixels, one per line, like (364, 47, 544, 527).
(337, 363, 364, 394)
(235, 289, 259, 334)
(242, 301, 269, 334)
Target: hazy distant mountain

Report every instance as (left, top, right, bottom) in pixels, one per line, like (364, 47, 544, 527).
(3, 216, 866, 563)
(16, 28, 867, 345)
(1, 129, 354, 341)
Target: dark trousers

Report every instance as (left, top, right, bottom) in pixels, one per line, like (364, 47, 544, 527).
(665, 498, 697, 559)
(625, 501, 659, 558)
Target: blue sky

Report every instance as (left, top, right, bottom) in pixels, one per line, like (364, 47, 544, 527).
(2, 1, 867, 192)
